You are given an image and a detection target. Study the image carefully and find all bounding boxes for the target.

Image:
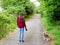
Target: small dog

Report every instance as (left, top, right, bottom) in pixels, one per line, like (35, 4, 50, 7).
(43, 31, 52, 42)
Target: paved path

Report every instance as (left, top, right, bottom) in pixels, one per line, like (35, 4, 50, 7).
(0, 14, 52, 45)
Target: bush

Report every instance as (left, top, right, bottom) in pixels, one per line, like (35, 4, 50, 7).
(0, 11, 16, 38)
(38, 0, 60, 24)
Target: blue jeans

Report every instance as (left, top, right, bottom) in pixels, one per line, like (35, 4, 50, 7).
(19, 27, 24, 41)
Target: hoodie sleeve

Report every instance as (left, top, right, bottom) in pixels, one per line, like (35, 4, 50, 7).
(24, 20, 26, 28)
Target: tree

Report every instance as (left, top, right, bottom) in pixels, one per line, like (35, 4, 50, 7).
(38, 0, 60, 24)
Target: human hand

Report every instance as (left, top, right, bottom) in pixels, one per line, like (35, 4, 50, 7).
(25, 28, 27, 31)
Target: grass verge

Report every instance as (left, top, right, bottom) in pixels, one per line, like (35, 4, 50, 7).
(41, 17, 60, 45)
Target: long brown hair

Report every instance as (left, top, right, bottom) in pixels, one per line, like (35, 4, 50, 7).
(19, 12, 23, 16)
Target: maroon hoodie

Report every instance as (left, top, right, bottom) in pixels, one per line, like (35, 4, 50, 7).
(17, 16, 26, 28)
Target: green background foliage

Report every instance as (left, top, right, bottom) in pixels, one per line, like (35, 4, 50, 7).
(37, 0, 60, 24)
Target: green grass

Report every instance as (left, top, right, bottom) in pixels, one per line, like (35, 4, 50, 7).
(41, 17, 60, 45)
